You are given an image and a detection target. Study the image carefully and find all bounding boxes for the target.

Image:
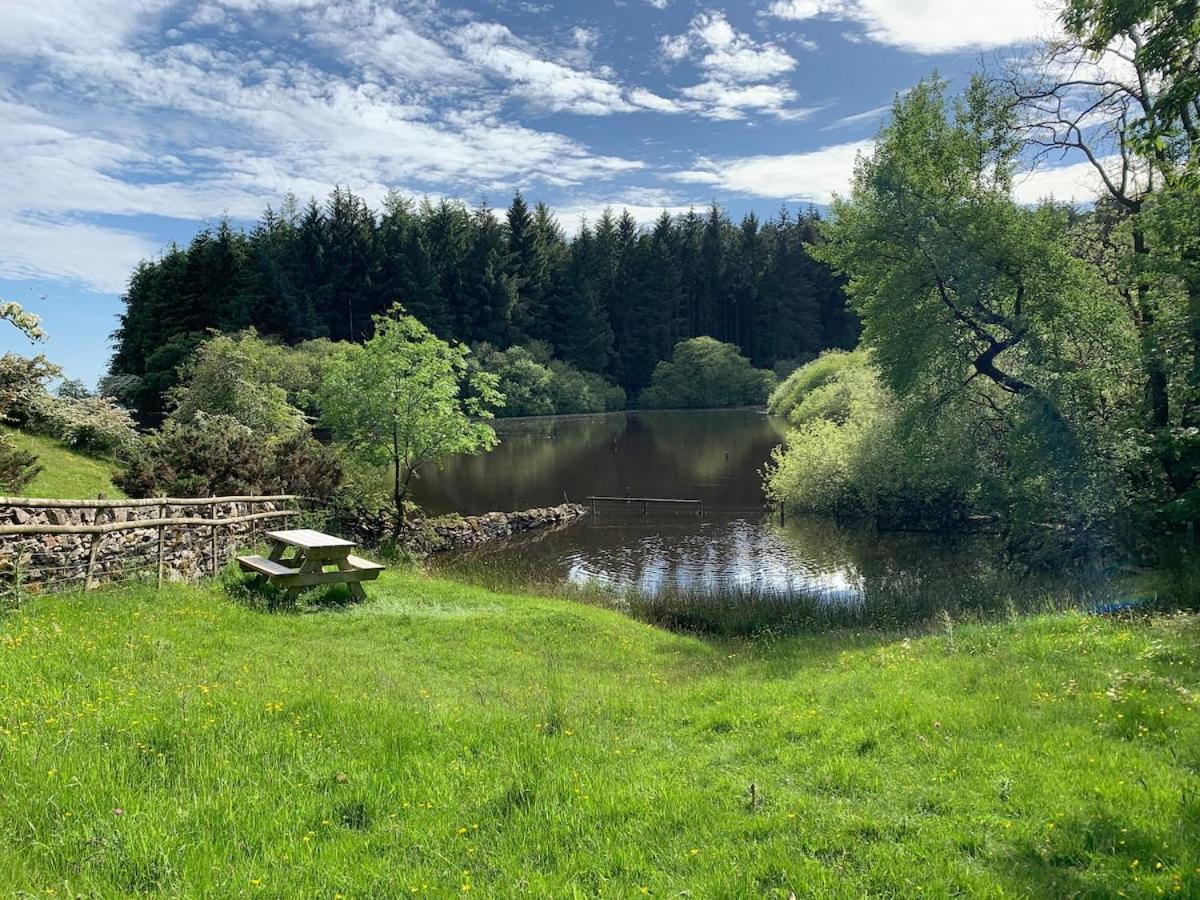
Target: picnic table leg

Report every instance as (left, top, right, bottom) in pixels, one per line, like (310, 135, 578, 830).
(334, 555, 368, 601)
(283, 553, 327, 604)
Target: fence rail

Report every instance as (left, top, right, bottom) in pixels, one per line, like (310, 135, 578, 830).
(587, 496, 703, 516)
(0, 494, 303, 593)
(0, 508, 294, 537)
(0, 494, 296, 509)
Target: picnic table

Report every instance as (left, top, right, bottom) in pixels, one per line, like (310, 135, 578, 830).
(237, 528, 384, 602)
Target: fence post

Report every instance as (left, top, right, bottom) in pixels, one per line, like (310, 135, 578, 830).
(85, 494, 105, 590)
(157, 497, 166, 589)
(210, 495, 218, 576)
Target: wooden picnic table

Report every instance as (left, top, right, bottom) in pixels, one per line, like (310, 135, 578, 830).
(237, 528, 384, 602)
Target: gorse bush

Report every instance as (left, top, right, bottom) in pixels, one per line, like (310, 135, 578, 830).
(116, 415, 342, 499)
(638, 337, 775, 409)
(0, 433, 41, 493)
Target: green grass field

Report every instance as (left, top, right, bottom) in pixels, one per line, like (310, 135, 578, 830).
(2, 428, 124, 499)
(1, 570, 1197, 897)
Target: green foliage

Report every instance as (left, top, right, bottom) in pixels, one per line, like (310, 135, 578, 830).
(808, 77, 1141, 540)
(320, 306, 501, 527)
(0, 432, 41, 493)
(108, 190, 853, 423)
(768, 349, 861, 422)
(765, 351, 975, 525)
(30, 394, 139, 457)
(639, 337, 776, 409)
(471, 343, 625, 417)
(116, 415, 341, 499)
(168, 330, 321, 435)
(1, 576, 1197, 894)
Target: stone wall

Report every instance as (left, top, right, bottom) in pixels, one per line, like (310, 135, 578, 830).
(0, 500, 587, 595)
(423, 504, 588, 553)
(0, 500, 291, 593)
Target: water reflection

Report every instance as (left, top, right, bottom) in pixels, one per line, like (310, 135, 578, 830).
(415, 409, 1117, 629)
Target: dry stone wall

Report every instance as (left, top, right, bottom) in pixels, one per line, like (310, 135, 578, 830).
(0, 500, 291, 592)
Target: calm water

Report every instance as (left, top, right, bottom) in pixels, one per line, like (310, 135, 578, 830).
(413, 409, 1118, 617)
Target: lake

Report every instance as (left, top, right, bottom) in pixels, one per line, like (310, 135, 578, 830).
(413, 409, 1119, 628)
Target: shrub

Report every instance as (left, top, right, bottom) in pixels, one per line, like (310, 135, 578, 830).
(116, 415, 342, 500)
(0, 433, 41, 493)
(638, 337, 775, 409)
(545, 361, 625, 413)
(31, 395, 139, 457)
(167, 330, 317, 434)
(0, 354, 60, 427)
(472, 343, 625, 417)
(764, 351, 975, 526)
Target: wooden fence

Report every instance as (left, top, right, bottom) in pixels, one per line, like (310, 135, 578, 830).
(0, 494, 302, 594)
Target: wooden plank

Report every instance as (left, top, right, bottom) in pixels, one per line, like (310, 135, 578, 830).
(345, 555, 385, 573)
(0, 494, 296, 510)
(269, 568, 379, 588)
(586, 496, 701, 505)
(237, 555, 300, 578)
(0, 509, 293, 537)
(265, 529, 356, 551)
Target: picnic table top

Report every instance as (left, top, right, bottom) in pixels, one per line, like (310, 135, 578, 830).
(265, 529, 356, 551)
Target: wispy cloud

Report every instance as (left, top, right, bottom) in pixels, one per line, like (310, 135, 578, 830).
(765, 0, 1054, 53)
(669, 141, 873, 203)
(820, 103, 890, 131)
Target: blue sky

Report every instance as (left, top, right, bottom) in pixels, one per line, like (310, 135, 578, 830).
(0, 0, 1102, 385)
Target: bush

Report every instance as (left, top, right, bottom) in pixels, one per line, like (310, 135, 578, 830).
(0, 354, 60, 427)
(764, 351, 975, 526)
(116, 415, 342, 500)
(31, 395, 139, 457)
(472, 343, 625, 417)
(638, 337, 775, 409)
(545, 361, 625, 413)
(0, 433, 41, 493)
(167, 330, 326, 434)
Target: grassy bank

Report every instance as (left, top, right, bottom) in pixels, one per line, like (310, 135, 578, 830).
(2, 427, 124, 499)
(1, 571, 1197, 896)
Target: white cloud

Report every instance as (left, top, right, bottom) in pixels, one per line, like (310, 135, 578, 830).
(0, 0, 669, 292)
(665, 11, 797, 82)
(556, 190, 697, 228)
(1011, 157, 1119, 205)
(645, 0, 670, 8)
(821, 103, 890, 130)
(679, 81, 814, 121)
(0, 215, 158, 293)
(672, 141, 872, 203)
(765, 0, 1054, 53)
(658, 11, 802, 119)
(453, 22, 638, 115)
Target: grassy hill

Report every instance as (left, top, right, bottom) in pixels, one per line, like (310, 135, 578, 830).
(0, 570, 1196, 896)
(1, 428, 124, 499)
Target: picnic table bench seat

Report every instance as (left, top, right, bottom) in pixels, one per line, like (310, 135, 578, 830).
(237, 555, 300, 578)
